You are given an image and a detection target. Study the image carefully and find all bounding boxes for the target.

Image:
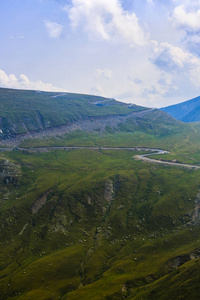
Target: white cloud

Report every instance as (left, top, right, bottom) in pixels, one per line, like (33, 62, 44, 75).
(170, 1, 200, 54)
(152, 42, 200, 86)
(172, 5, 200, 31)
(45, 20, 63, 38)
(95, 68, 113, 79)
(91, 84, 105, 96)
(153, 42, 192, 68)
(64, 0, 147, 47)
(0, 70, 67, 92)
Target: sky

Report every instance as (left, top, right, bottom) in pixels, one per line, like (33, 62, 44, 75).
(1, 0, 200, 108)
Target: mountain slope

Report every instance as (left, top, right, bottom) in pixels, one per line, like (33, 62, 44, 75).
(0, 148, 200, 300)
(0, 88, 200, 299)
(0, 88, 146, 138)
(0, 87, 184, 147)
(160, 95, 200, 122)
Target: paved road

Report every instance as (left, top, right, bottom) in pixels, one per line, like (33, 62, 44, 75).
(0, 146, 199, 170)
(134, 149, 200, 170)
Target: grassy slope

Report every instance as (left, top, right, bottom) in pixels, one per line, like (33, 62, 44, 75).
(0, 88, 145, 137)
(1, 89, 200, 299)
(0, 137, 200, 299)
(20, 109, 200, 164)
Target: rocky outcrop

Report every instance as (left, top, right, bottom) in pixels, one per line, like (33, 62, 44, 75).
(191, 192, 200, 224)
(104, 180, 114, 204)
(164, 248, 200, 273)
(32, 193, 48, 214)
(0, 159, 21, 184)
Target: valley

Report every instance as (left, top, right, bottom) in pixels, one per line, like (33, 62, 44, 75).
(1, 146, 200, 170)
(0, 88, 200, 299)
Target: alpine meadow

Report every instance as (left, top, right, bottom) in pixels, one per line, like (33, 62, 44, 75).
(0, 88, 200, 299)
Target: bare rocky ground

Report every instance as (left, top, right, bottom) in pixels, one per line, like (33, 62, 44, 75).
(0, 109, 154, 147)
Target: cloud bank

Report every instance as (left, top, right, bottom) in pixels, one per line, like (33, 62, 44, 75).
(173, 5, 200, 32)
(0, 70, 66, 92)
(2, 0, 200, 108)
(65, 0, 147, 46)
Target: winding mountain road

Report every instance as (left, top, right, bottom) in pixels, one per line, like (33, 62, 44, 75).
(0, 146, 199, 170)
(133, 149, 200, 170)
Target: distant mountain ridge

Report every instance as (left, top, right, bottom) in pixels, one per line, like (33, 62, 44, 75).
(160, 95, 200, 122)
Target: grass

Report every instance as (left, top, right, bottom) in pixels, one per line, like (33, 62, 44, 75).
(0, 87, 146, 137)
(0, 144, 199, 298)
(1, 88, 200, 298)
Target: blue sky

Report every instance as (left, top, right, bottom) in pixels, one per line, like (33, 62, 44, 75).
(1, 0, 200, 107)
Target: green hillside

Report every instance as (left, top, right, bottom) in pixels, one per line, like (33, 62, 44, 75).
(0, 142, 200, 299)
(0, 88, 145, 138)
(0, 88, 200, 299)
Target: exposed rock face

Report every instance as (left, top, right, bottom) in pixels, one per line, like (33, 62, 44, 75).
(166, 255, 190, 271)
(0, 159, 21, 178)
(0, 159, 21, 190)
(186, 190, 200, 226)
(102, 179, 114, 213)
(191, 192, 200, 224)
(50, 212, 70, 235)
(104, 180, 114, 204)
(190, 248, 200, 260)
(32, 193, 48, 214)
(87, 196, 92, 205)
(164, 248, 200, 273)
(121, 283, 127, 293)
